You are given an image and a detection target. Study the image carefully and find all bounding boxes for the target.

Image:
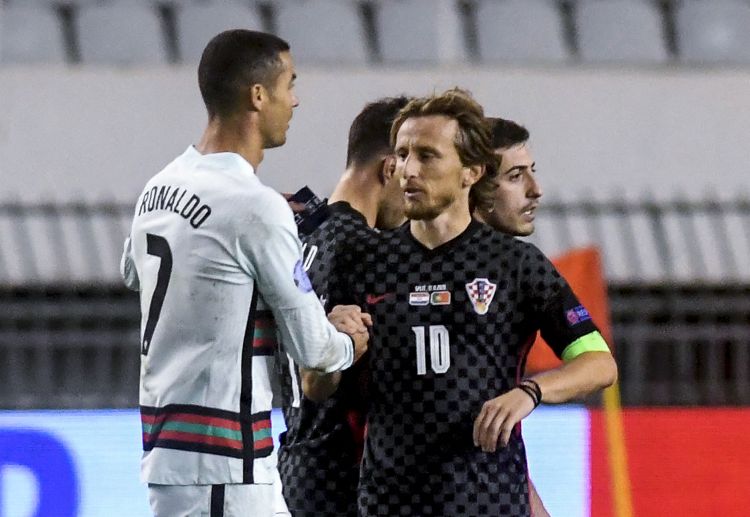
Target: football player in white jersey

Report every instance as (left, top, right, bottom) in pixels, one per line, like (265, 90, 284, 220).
(120, 30, 368, 517)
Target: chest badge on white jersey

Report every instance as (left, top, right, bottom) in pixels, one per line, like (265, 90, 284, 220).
(465, 278, 497, 315)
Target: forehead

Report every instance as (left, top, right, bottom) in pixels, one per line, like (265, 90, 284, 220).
(275, 51, 294, 80)
(396, 115, 458, 147)
(497, 143, 533, 171)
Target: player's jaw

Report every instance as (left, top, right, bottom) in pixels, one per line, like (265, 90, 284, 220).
(516, 201, 539, 235)
(480, 199, 539, 236)
(402, 182, 455, 221)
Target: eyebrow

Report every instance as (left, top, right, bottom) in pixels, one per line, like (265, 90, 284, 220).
(504, 162, 535, 174)
(411, 144, 442, 157)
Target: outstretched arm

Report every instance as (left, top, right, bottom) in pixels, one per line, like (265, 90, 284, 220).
(301, 305, 371, 402)
(243, 195, 365, 372)
(526, 349, 617, 404)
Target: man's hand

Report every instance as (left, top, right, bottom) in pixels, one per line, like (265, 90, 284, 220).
(328, 304, 372, 333)
(472, 388, 536, 452)
(328, 305, 371, 363)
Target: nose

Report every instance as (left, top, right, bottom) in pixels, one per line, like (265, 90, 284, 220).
(292, 93, 300, 108)
(401, 153, 419, 180)
(527, 174, 542, 199)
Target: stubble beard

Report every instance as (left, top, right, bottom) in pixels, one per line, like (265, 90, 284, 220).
(485, 210, 534, 237)
(404, 191, 455, 221)
(263, 128, 287, 150)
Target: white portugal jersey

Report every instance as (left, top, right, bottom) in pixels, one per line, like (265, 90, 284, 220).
(121, 146, 354, 486)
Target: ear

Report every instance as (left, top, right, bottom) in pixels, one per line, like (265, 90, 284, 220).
(379, 155, 397, 186)
(461, 163, 485, 188)
(248, 84, 266, 112)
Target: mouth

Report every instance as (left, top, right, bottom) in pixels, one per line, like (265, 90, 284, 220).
(521, 204, 538, 220)
(404, 185, 424, 200)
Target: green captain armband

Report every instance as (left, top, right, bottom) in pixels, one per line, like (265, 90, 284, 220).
(561, 331, 610, 362)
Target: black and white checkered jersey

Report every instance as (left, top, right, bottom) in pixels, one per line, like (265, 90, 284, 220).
(277, 201, 374, 516)
(341, 220, 599, 517)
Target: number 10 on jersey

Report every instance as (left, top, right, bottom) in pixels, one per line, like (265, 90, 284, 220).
(411, 325, 450, 375)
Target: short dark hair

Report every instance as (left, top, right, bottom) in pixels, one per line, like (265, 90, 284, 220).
(391, 88, 499, 212)
(198, 30, 290, 119)
(487, 117, 529, 150)
(346, 96, 411, 167)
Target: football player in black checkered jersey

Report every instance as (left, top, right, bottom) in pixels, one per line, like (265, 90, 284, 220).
(305, 88, 617, 516)
(476, 117, 541, 238)
(476, 117, 549, 516)
(276, 96, 410, 516)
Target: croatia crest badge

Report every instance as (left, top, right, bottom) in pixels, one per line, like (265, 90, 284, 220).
(465, 278, 497, 315)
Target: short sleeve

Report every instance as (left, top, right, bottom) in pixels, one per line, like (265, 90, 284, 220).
(520, 244, 600, 358)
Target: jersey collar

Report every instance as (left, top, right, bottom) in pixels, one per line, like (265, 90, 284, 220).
(328, 201, 368, 226)
(183, 146, 257, 179)
(401, 218, 484, 257)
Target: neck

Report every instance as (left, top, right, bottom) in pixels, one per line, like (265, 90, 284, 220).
(409, 198, 473, 249)
(195, 115, 263, 170)
(328, 165, 382, 228)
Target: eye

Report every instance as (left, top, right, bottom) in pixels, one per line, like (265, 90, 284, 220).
(396, 149, 408, 160)
(508, 172, 522, 182)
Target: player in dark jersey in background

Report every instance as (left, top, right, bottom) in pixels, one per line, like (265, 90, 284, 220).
(306, 88, 617, 516)
(476, 117, 541, 238)
(277, 96, 409, 516)
(478, 117, 549, 516)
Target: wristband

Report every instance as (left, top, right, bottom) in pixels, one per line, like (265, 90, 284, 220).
(517, 385, 540, 408)
(520, 378, 543, 406)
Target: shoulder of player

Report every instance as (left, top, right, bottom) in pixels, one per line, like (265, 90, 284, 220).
(229, 183, 295, 226)
(303, 210, 370, 248)
(363, 225, 401, 251)
(473, 224, 522, 248)
(473, 225, 552, 264)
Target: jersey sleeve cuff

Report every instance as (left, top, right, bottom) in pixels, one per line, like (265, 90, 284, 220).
(561, 331, 611, 362)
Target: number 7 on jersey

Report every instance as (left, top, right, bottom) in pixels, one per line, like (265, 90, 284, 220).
(142, 233, 172, 355)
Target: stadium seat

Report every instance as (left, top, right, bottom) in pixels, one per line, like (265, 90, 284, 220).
(175, 2, 264, 63)
(676, 0, 750, 64)
(0, 5, 67, 64)
(2, 0, 100, 5)
(274, 0, 368, 64)
(576, 0, 669, 64)
(375, 0, 467, 64)
(76, 3, 169, 65)
(476, 0, 569, 63)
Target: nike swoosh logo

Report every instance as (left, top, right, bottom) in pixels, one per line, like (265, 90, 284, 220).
(365, 293, 393, 305)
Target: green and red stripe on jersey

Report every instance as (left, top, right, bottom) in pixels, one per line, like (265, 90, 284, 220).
(141, 404, 244, 458)
(252, 310, 277, 356)
(252, 411, 273, 458)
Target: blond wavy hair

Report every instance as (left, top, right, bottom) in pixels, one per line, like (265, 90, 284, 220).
(390, 88, 500, 212)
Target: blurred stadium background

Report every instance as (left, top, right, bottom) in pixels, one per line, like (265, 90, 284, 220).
(1, 0, 750, 515)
